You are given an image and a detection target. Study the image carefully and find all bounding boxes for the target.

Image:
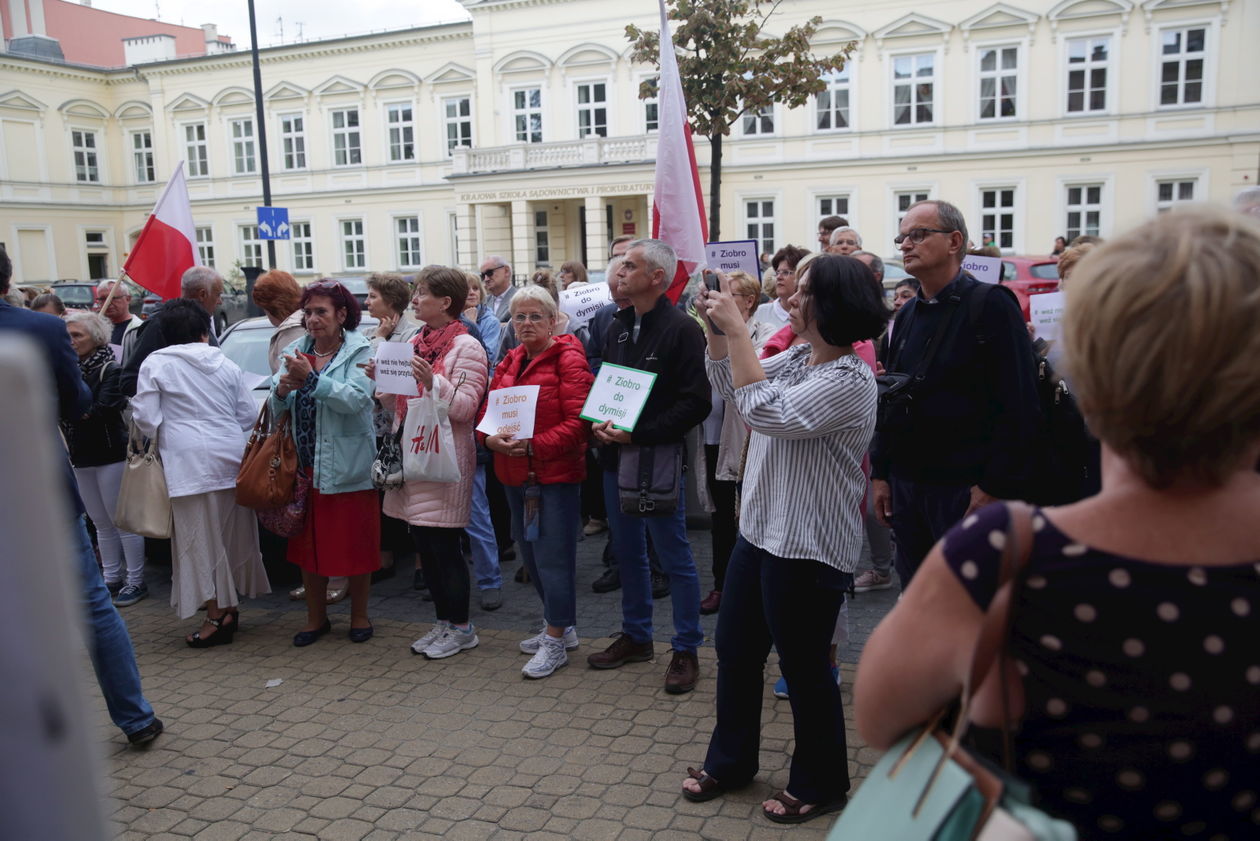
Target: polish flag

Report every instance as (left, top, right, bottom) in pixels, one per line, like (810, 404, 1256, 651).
(123, 163, 198, 299)
(651, 0, 708, 304)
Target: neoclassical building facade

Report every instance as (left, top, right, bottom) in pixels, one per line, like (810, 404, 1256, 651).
(1, 0, 1257, 286)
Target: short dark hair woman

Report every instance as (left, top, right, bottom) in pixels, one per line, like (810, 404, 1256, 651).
(684, 254, 887, 824)
(753, 244, 811, 329)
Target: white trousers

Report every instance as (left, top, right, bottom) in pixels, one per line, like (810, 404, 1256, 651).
(75, 461, 146, 587)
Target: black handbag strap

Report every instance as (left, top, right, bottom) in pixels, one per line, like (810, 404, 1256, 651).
(888, 290, 964, 385)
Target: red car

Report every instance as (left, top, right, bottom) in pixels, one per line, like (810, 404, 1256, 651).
(999, 257, 1061, 319)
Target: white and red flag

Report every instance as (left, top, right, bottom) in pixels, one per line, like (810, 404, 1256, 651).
(651, 0, 708, 303)
(123, 163, 198, 299)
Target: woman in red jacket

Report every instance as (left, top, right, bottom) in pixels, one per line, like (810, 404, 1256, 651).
(481, 285, 594, 678)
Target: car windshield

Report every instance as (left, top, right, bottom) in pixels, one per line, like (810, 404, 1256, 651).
(220, 325, 273, 378)
(56, 285, 96, 306)
(1030, 263, 1060, 280)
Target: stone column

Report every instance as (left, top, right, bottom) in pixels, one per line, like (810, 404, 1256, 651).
(456, 201, 477, 269)
(510, 199, 532, 280)
(584, 194, 606, 271)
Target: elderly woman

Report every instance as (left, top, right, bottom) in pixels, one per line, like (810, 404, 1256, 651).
(270, 280, 378, 646)
(33, 293, 66, 316)
(131, 300, 268, 646)
(856, 206, 1260, 840)
(826, 226, 862, 255)
(557, 261, 588, 290)
(374, 268, 488, 660)
(684, 255, 887, 824)
(461, 270, 502, 365)
(479, 286, 593, 678)
(61, 311, 146, 607)
(753, 245, 810, 329)
(695, 271, 777, 616)
(252, 270, 305, 376)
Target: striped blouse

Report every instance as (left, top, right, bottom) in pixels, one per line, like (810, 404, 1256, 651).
(706, 345, 877, 571)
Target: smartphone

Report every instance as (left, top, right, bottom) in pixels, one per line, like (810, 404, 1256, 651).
(701, 270, 724, 335)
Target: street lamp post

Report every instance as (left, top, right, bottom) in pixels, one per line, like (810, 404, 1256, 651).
(247, 0, 277, 272)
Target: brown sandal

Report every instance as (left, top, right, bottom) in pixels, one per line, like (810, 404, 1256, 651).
(762, 790, 847, 825)
(682, 767, 735, 803)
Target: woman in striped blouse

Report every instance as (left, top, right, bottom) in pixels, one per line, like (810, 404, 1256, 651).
(681, 255, 888, 825)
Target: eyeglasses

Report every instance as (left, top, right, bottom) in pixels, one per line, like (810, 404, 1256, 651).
(481, 265, 506, 279)
(774, 269, 796, 278)
(894, 228, 952, 246)
(309, 279, 346, 291)
(511, 312, 548, 324)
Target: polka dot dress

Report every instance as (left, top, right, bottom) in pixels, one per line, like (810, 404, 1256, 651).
(942, 503, 1260, 841)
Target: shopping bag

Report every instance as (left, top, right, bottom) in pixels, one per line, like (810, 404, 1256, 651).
(114, 422, 172, 539)
(401, 391, 460, 483)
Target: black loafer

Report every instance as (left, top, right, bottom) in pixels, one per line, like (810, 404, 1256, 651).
(293, 619, 332, 647)
(348, 624, 374, 643)
(127, 718, 164, 747)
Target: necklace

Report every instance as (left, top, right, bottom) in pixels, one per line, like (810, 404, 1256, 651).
(311, 342, 341, 359)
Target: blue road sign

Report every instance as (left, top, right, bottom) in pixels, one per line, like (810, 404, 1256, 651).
(256, 206, 290, 240)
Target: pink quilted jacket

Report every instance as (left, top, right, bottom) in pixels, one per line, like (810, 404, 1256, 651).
(382, 334, 488, 528)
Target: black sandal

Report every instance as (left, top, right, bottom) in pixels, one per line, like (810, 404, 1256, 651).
(682, 767, 738, 803)
(762, 790, 847, 825)
(186, 613, 237, 648)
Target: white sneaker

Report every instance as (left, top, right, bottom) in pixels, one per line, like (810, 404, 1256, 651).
(522, 635, 568, 679)
(853, 570, 893, 593)
(423, 625, 479, 659)
(410, 621, 449, 655)
(519, 624, 579, 654)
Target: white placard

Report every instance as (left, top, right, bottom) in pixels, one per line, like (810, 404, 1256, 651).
(1030, 291, 1066, 342)
(962, 254, 1003, 285)
(559, 282, 613, 329)
(373, 341, 420, 397)
(704, 239, 759, 279)
(579, 362, 657, 431)
(476, 385, 540, 440)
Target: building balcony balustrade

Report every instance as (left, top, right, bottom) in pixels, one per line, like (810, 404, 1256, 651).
(450, 135, 656, 176)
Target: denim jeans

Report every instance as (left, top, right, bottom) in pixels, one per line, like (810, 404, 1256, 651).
(602, 469, 703, 653)
(72, 515, 156, 737)
(467, 466, 502, 590)
(703, 536, 851, 804)
(505, 481, 580, 629)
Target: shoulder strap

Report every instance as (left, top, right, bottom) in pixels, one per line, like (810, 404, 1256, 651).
(892, 292, 963, 383)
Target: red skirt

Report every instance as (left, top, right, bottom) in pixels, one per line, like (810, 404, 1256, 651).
(286, 488, 382, 577)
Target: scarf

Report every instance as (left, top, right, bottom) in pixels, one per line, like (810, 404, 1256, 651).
(79, 344, 115, 382)
(395, 318, 469, 424)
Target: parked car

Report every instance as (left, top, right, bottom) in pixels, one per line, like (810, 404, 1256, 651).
(50, 279, 145, 316)
(999, 257, 1061, 319)
(140, 277, 249, 333)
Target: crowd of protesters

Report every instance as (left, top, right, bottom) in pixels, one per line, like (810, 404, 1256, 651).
(3, 191, 1258, 837)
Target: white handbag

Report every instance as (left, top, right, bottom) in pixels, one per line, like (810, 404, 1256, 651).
(400, 389, 461, 484)
(113, 422, 172, 539)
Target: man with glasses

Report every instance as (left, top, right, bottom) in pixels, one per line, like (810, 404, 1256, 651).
(95, 280, 143, 363)
(478, 257, 516, 322)
(870, 200, 1038, 588)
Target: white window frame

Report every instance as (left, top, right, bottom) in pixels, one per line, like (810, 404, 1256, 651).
(975, 42, 1022, 122)
(194, 225, 215, 269)
(742, 197, 777, 256)
(639, 74, 659, 134)
(278, 112, 306, 171)
(291, 221, 314, 272)
(238, 224, 263, 266)
(534, 210, 550, 265)
(1152, 174, 1202, 214)
(331, 108, 362, 167)
(385, 102, 416, 163)
(891, 188, 934, 240)
(183, 122, 209, 178)
(1063, 182, 1105, 241)
(815, 194, 853, 228)
(510, 86, 544, 144)
(130, 130, 155, 184)
(395, 216, 422, 269)
(229, 118, 257, 176)
(739, 103, 775, 137)
(70, 128, 100, 183)
(1155, 22, 1211, 110)
(976, 184, 1021, 255)
(890, 50, 939, 128)
(574, 79, 609, 139)
(442, 95, 473, 155)
(340, 218, 366, 270)
(814, 66, 852, 133)
(1063, 33, 1115, 117)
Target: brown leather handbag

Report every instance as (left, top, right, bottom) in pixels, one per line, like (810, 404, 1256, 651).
(236, 401, 297, 510)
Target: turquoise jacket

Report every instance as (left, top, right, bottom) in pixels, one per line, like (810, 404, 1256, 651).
(269, 330, 376, 495)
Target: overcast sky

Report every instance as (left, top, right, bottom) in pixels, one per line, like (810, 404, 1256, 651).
(89, 0, 470, 48)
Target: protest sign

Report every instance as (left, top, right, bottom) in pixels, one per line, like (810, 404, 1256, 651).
(704, 239, 760, 280)
(1030, 291, 1066, 343)
(373, 341, 420, 397)
(580, 362, 657, 431)
(962, 254, 1002, 285)
(559, 282, 613, 328)
(475, 385, 540, 439)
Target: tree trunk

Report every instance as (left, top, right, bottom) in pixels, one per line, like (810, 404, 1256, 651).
(708, 132, 723, 241)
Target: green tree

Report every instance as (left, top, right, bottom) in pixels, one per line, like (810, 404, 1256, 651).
(627, 0, 853, 240)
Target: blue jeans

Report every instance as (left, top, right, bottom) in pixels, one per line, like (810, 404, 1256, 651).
(505, 481, 580, 629)
(468, 466, 502, 590)
(72, 515, 156, 737)
(703, 536, 851, 803)
(602, 469, 702, 653)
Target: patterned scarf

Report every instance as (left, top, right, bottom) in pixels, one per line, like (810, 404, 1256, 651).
(79, 344, 115, 382)
(412, 318, 468, 372)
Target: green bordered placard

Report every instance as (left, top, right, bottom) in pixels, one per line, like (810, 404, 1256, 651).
(579, 362, 658, 432)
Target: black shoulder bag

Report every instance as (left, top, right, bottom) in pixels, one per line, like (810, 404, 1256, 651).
(876, 294, 964, 434)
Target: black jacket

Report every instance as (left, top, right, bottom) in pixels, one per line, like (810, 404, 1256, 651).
(62, 361, 128, 468)
(871, 273, 1040, 499)
(119, 302, 218, 397)
(601, 293, 710, 449)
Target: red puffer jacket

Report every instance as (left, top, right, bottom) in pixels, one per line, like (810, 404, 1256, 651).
(478, 333, 594, 486)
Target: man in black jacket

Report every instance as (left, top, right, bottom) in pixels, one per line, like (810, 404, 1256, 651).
(871, 200, 1039, 587)
(587, 239, 711, 694)
(118, 266, 223, 397)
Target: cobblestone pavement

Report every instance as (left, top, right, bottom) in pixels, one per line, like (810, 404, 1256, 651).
(93, 526, 900, 840)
